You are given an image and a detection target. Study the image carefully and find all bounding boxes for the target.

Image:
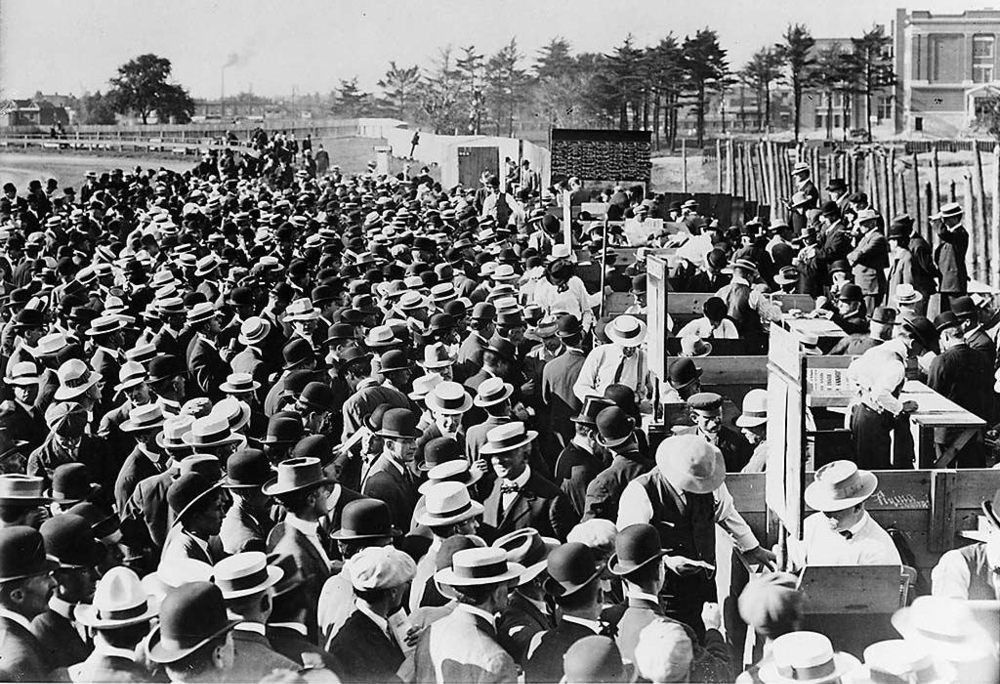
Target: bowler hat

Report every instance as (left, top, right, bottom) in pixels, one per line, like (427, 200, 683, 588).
(167, 473, 222, 525)
(595, 407, 635, 449)
(950, 295, 978, 320)
(147, 582, 238, 664)
(933, 311, 960, 333)
(40, 514, 102, 568)
(376, 408, 420, 440)
(668, 358, 702, 390)
(608, 523, 665, 576)
(282, 339, 314, 369)
(543, 542, 603, 598)
(469, 302, 496, 322)
(260, 416, 305, 446)
(869, 306, 897, 325)
(289, 434, 333, 465)
(556, 314, 583, 339)
(223, 448, 272, 489)
(0, 526, 58, 583)
(49, 462, 98, 505)
(330, 498, 401, 540)
(419, 436, 463, 473)
(262, 457, 331, 497)
(147, 355, 183, 384)
(379, 349, 410, 374)
(297, 382, 336, 413)
(838, 283, 863, 302)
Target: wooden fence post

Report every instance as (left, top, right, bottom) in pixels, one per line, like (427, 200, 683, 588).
(964, 173, 980, 282)
(931, 144, 941, 212)
(898, 171, 908, 215)
(912, 152, 921, 232)
(992, 145, 1000, 288)
(888, 148, 897, 219)
(716, 139, 723, 194)
(973, 143, 989, 271)
(682, 139, 689, 195)
(924, 182, 934, 243)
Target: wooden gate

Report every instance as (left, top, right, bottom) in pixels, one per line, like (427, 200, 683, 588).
(457, 146, 499, 188)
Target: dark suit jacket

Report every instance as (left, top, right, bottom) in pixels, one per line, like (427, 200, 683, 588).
(151, 326, 183, 360)
(457, 332, 489, 382)
(935, 225, 969, 294)
(541, 348, 586, 445)
(267, 624, 343, 674)
(328, 610, 404, 683)
(483, 469, 575, 542)
(186, 336, 230, 402)
(0, 615, 49, 682)
(30, 606, 89, 669)
(225, 628, 298, 683)
(498, 592, 555, 667)
(114, 445, 162, 516)
(524, 620, 598, 684)
(583, 449, 653, 522)
(0, 399, 46, 454)
(266, 523, 332, 636)
(362, 456, 419, 533)
(554, 442, 606, 518)
(91, 347, 121, 410)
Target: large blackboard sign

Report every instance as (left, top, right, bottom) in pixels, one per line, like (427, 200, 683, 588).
(550, 129, 652, 183)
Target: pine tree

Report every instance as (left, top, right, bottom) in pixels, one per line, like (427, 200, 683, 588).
(682, 29, 729, 146)
(776, 24, 816, 143)
(377, 61, 421, 120)
(739, 47, 783, 132)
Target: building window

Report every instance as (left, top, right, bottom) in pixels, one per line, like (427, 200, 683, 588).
(876, 96, 893, 122)
(914, 117, 923, 131)
(973, 35, 995, 83)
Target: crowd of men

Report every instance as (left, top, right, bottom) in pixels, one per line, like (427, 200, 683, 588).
(0, 132, 995, 684)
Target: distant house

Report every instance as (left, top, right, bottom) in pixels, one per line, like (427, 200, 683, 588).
(1, 98, 70, 128)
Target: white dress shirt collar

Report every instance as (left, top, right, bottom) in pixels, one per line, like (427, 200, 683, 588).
(0, 608, 33, 632)
(457, 603, 497, 629)
(561, 614, 602, 634)
(270, 622, 307, 636)
(233, 621, 266, 635)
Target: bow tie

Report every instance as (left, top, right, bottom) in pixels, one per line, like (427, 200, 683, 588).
(500, 482, 521, 495)
(839, 530, 853, 540)
(599, 621, 618, 638)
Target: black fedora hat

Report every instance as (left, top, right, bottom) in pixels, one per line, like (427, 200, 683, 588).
(0, 526, 58, 583)
(166, 473, 222, 526)
(223, 448, 272, 489)
(147, 582, 238, 664)
(608, 523, 665, 577)
(486, 334, 516, 363)
(49, 462, 98, 505)
(376, 408, 420, 440)
(330, 498, 401, 540)
(543, 541, 604, 598)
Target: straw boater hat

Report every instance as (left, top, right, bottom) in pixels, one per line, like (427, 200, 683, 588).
(238, 317, 271, 346)
(156, 414, 195, 451)
(0, 473, 52, 506)
(119, 403, 166, 433)
(416, 481, 485, 528)
(181, 416, 241, 449)
(76, 566, 159, 630)
(758, 631, 861, 684)
(891, 596, 996, 663)
(5, 361, 39, 386)
(605, 315, 646, 347)
(425, 381, 473, 415)
(434, 546, 524, 587)
(473, 377, 514, 408)
(804, 460, 877, 513)
(213, 551, 283, 600)
(418, 459, 484, 495)
(855, 640, 955, 684)
(480, 422, 537, 456)
(219, 372, 261, 395)
(86, 314, 128, 337)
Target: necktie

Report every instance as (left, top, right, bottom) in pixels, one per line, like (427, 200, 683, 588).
(599, 621, 618, 638)
(839, 530, 853, 540)
(612, 355, 627, 384)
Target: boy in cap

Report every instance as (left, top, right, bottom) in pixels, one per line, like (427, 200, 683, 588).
(328, 546, 417, 682)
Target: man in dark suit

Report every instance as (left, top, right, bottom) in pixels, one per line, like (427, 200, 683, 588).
(340, 347, 411, 440)
(151, 297, 187, 359)
(686, 392, 752, 473)
(457, 303, 496, 382)
(214, 551, 298, 683)
(481, 422, 575, 541)
(362, 408, 421, 532)
(328, 545, 415, 683)
(849, 209, 890, 314)
(219, 448, 274, 554)
(933, 202, 969, 312)
(161, 472, 228, 566)
(265, 457, 336, 640)
(952, 296, 997, 370)
(541, 315, 587, 448)
(582, 407, 653, 522)
(185, 302, 231, 402)
(524, 543, 606, 683)
(33, 515, 100, 669)
(554, 397, 612, 518)
(87, 314, 127, 414)
(73, 566, 158, 684)
(114, 403, 168, 514)
(0, 527, 57, 682)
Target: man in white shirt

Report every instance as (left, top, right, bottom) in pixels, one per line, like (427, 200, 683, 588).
(573, 315, 651, 404)
(931, 487, 1000, 600)
(792, 460, 901, 567)
(675, 296, 739, 340)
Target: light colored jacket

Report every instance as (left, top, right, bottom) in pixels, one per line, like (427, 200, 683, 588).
(412, 604, 518, 684)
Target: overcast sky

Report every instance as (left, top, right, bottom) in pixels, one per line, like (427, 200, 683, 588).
(0, 0, 980, 100)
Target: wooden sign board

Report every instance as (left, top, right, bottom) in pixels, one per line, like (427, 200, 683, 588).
(647, 255, 669, 381)
(798, 565, 904, 613)
(550, 128, 652, 183)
